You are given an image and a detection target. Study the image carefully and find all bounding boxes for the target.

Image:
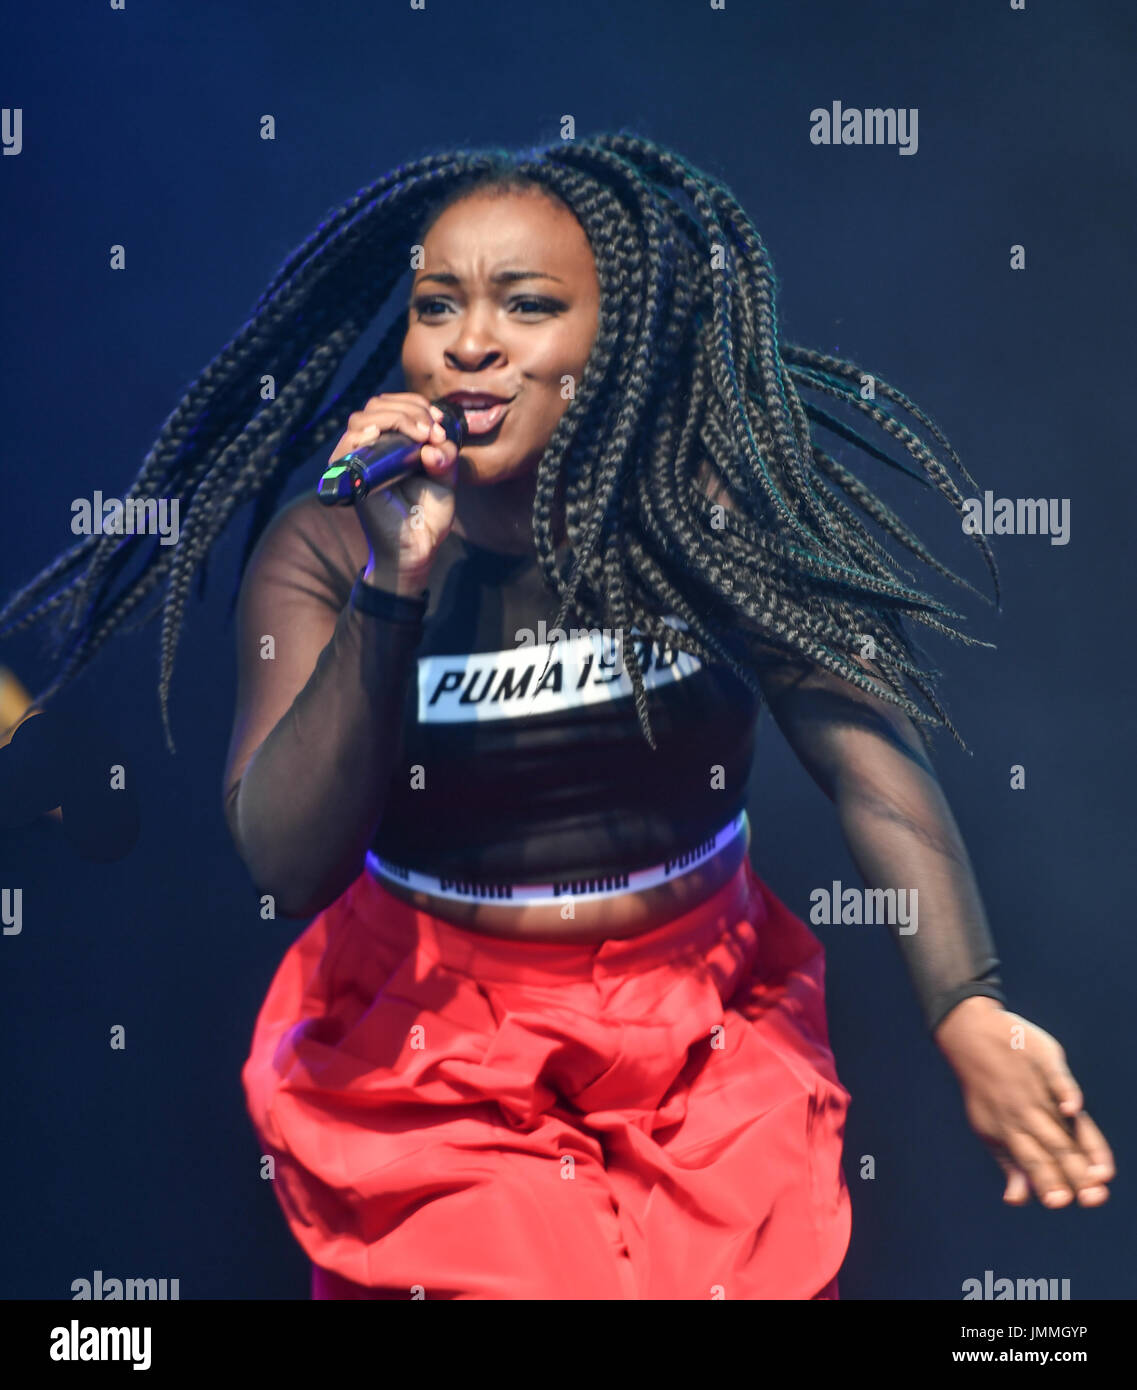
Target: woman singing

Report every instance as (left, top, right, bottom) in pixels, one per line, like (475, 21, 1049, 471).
(1, 132, 1113, 1300)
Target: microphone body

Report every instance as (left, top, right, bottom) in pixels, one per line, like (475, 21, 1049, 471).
(317, 400, 467, 506)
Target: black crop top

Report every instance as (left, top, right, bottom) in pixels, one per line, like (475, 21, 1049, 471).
(221, 492, 758, 914)
(223, 491, 1006, 1035)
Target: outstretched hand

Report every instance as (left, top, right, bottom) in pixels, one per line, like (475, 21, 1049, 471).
(933, 996, 1115, 1208)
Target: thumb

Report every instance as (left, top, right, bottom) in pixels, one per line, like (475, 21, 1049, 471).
(998, 1161, 1031, 1205)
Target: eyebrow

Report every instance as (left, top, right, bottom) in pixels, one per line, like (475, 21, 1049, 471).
(412, 269, 565, 288)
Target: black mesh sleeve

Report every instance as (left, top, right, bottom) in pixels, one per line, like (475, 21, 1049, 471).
(755, 649, 1006, 1036)
(221, 493, 425, 918)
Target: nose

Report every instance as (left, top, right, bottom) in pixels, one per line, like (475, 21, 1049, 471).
(443, 342, 503, 373)
(439, 304, 505, 372)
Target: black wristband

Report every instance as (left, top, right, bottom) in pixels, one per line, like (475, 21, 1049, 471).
(349, 568, 429, 624)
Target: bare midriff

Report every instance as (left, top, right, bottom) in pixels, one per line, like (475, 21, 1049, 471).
(367, 819, 751, 942)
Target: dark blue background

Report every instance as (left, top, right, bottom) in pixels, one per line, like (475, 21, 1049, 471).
(1, 0, 1132, 1299)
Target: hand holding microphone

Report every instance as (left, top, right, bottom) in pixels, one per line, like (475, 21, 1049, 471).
(320, 394, 465, 596)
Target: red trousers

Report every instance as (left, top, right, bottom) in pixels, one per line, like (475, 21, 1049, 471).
(241, 856, 852, 1299)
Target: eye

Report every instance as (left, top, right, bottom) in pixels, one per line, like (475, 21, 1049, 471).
(409, 295, 566, 320)
(411, 297, 450, 319)
(509, 296, 565, 315)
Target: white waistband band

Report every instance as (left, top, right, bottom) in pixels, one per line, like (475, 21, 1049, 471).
(365, 810, 748, 906)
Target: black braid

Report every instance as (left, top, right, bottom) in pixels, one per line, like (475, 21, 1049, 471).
(0, 130, 997, 755)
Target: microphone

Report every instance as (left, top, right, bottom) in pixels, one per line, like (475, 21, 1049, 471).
(316, 400, 468, 506)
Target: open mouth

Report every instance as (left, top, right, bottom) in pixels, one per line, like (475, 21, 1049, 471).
(441, 393, 514, 439)
(460, 401, 509, 436)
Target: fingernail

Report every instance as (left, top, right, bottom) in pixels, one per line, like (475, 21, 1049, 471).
(1079, 1186, 1107, 1201)
(361, 424, 378, 442)
(1088, 1165, 1109, 1177)
(1043, 1190, 1069, 1206)
(429, 405, 443, 420)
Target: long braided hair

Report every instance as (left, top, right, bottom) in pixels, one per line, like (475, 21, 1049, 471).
(0, 131, 997, 756)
